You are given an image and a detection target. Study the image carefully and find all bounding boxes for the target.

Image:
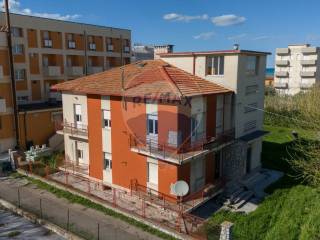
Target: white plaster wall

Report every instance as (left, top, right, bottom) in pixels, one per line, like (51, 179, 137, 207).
(0, 138, 16, 153)
(62, 92, 88, 126)
(160, 56, 194, 75)
(101, 96, 112, 153)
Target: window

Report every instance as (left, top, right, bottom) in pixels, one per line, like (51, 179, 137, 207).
(68, 41, 76, 49)
(12, 44, 23, 55)
(12, 27, 22, 37)
(102, 110, 111, 128)
(89, 43, 96, 50)
(147, 162, 158, 185)
(74, 104, 82, 124)
(246, 56, 259, 75)
(103, 152, 112, 170)
(191, 113, 205, 141)
(43, 31, 50, 40)
(44, 39, 52, 48)
(14, 69, 25, 81)
(106, 38, 113, 51)
(244, 120, 257, 133)
(206, 56, 224, 75)
(77, 149, 83, 161)
(147, 114, 158, 135)
(245, 85, 259, 95)
(43, 56, 49, 67)
(244, 103, 258, 113)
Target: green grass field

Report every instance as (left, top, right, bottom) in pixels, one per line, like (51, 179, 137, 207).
(206, 124, 320, 240)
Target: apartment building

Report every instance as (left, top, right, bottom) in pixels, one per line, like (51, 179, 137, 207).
(131, 44, 174, 62)
(274, 44, 320, 95)
(53, 47, 268, 201)
(0, 13, 131, 151)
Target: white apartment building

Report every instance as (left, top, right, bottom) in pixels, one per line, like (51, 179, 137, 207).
(274, 44, 320, 95)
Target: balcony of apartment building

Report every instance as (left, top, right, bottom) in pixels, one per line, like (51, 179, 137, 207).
(300, 78, 315, 90)
(42, 54, 62, 77)
(66, 55, 84, 77)
(0, 32, 7, 47)
(61, 120, 88, 139)
(123, 39, 131, 53)
(0, 65, 3, 79)
(300, 69, 316, 78)
(41, 30, 62, 49)
(276, 48, 290, 55)
(0, 97, 6, 112)
(275, 70, 289, 78)
(301, 47, 318, 54)
(274, 78, 289, 89)
(87, 56, 104, 74)
(130, 130, 234, 165)
(275, 59, 289, 67)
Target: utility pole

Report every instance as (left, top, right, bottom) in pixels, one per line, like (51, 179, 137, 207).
(3, 0, 20, 149)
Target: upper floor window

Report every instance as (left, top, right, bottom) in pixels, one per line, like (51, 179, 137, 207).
(43, 31, 50, 40)
(11, 27, 23, 37)
(246, 56, 259, 75)
(147, 114, 158, 136)
(123, 39, 130, 53)
(206, 56, 224, 76)
(17, 95, 29, 104)
(191, 113, 205, 142)
(67, 34, 76, 49)
(103, 152, 112, 170)
(74, 104, 82, 125)
(102, 110, 111, 128)
(12, 44, 23, 55)
(106, 38, 113, 51)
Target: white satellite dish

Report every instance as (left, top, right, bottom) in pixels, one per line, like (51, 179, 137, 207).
(171, 180, 189, 197)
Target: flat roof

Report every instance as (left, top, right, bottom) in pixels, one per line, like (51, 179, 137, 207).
(160, 49, 271, 57)
(0, 12, 131, 32)
(18, 102, 62, 112)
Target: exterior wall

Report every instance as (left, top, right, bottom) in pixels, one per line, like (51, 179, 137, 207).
(87, 95, 103, 180)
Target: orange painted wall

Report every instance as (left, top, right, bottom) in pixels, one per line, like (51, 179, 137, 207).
(0, 114, 15, 139)
(111, 96, 147, 189)
(0, 83, 13, 108)
(158, 160, 178, 199)
(87, 94, 103, 180)
(0, 50, 10, 75)
(18, 109, 61, 149)
(27, 29, 37, 48)
(29, 53, 40, 74)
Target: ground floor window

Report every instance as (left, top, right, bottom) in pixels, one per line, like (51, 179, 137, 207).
(104, 152, 112, 170)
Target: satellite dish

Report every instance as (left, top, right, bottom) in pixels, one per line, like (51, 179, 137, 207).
(171, 180, 189, 197)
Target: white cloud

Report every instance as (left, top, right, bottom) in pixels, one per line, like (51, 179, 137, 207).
(193, 31, 215, 40)
(227, 33, 247, 40)
(252, 35, 271, 41)
(163, 13, 209, 22)
(1, 0, 81, 21)
(211, 14, 246, 26)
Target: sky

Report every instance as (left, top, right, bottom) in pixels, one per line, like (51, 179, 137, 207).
(4, 0, 320, 67)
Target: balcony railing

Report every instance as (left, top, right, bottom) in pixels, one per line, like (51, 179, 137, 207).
(276, 60, 289, 66)
(301, 59, 317, 65)
(67, 66, 84, 76)
(275, 71, 289, 77)
(0, 98, 6, 112)
(0, 65, 3, 79)
(300, 71, 315, 77)
(129, 129, 235, 164)
(62, 121, 88, 138)
(301, 47, 317, 54)
(88, 66, 103, 74)
(43, 66, 61, 77)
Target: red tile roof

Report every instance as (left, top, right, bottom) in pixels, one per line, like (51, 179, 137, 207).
(52, 60, 232, 100)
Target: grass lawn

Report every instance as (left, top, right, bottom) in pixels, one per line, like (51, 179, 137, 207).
(206, 124, 320, 240)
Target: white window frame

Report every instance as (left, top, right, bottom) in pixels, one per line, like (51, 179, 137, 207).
(74, 104, 82, 126)
(68, 41, 76, 49)
(102, 110, 111, 129)
(15, 69, 25, 81)
(12, 44, 23, 55)
(147, 114, 158, 136)
(206, 56, 224, 76)
(89, 43, 96, 51)
(44, 39, 52, 48)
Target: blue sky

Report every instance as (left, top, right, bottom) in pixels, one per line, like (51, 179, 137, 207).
(7, 0, 320, 67)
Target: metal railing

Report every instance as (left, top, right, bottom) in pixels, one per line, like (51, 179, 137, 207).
(129, 129, 235, 163)
(62, 121, 88, 137)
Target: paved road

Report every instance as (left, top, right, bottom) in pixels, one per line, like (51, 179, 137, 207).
(0, 177, 162, 240)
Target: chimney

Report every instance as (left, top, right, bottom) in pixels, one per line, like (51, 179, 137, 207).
(154, 44, 174, 59)
(233, 44, 240, 50)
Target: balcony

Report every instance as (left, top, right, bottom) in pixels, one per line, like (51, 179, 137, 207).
(67, 66, 83, 76)
(276, 48, 290, 55)
(89, 43, 96, 51)
(129, 130, 235, 164)
(49, 91, 62, 102)
(274, 81, 288, 89)
(300, 81, 315, 89)
(43, 66, 61, 77)
(301, 59, 317, 65)
(62, 121, 88, 138)
(0, 32, 7, 47)
(68, 41, 76, 49)
(300, 71, 315, 77)
(301, 47, 317, 54)
(276, 60, 289, 66)
(0, 98, 6, 112)
(275, 71, 289, 77)
(88, 66, 103, 74)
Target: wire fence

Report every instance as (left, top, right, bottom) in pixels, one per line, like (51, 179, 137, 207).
(12, 185, 146, 240)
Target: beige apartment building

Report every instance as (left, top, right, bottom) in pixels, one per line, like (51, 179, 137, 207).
(274, 44, 320, 95)
(160, 48, 269, 178)
(0, 13, 131, 152)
